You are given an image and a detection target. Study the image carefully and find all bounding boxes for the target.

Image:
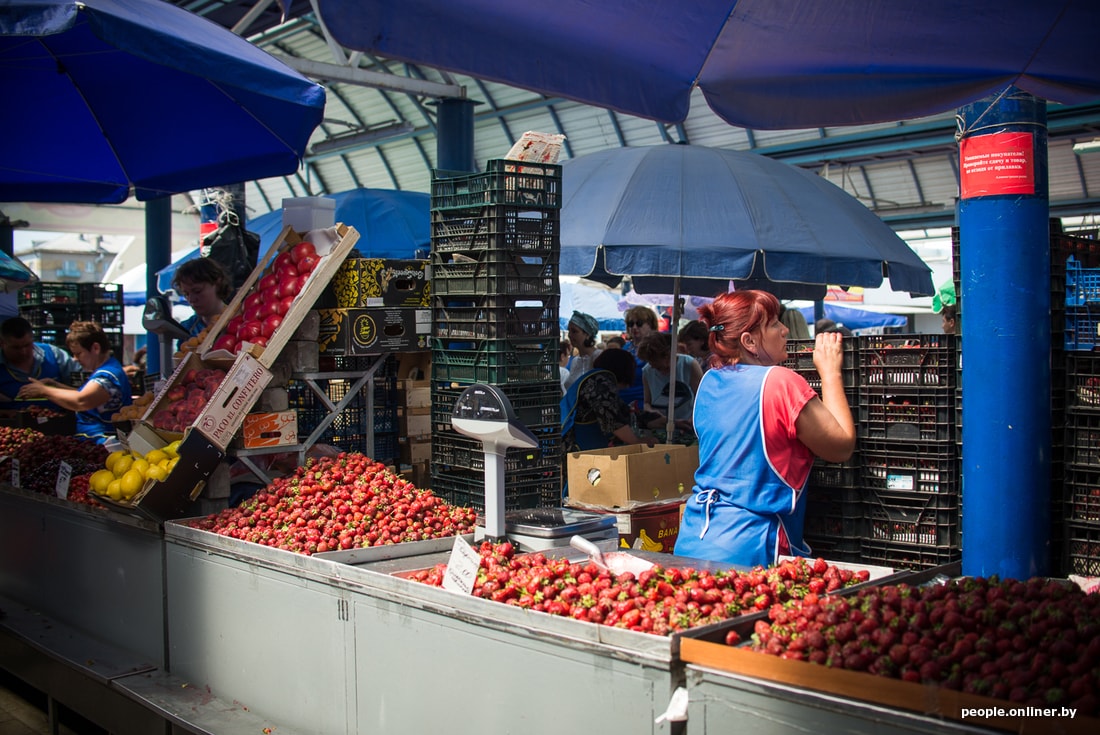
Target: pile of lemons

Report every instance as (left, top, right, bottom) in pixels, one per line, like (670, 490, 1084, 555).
(89, 440, 182, 503)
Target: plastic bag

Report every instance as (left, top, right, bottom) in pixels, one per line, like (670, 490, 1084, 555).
(203, 213, 260, 293)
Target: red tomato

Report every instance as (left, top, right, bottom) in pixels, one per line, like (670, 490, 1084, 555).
(296, 253, 320, 274)
(244, 291, 264, 312)
(238, 321, 262, 342)
(279, 295, 295, 315)
(261, 314, 283, 337)
(212, 334, 237, 353)
(258, 273, 278, 292)
(250, 335, 269, 347)
(273, 252, 296, 273)
(224, 315, 243, 337)
(275, 273, 299, 299)
(291, 242, 317, 264)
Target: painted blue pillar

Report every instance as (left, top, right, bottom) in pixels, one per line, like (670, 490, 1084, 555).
(958, 87, 1050, 578)
(435, 98, 477, 173)
(145, 197, 172, 376)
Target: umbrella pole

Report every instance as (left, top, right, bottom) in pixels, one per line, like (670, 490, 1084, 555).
(665, 278, 682, 439)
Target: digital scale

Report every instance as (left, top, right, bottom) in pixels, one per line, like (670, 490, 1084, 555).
(449, 384, 617, 550)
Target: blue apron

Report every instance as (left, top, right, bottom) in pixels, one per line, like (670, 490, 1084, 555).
(674, 365, 810, 567)
(0, 344, 69, 413)
(75, 357, 133, 444)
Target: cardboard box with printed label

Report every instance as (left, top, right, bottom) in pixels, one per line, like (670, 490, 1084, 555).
(317, 308, 432, 355)
(588, 498, 685, 552)
(323, 258, 431, 308)
(566, 443, 697, 509)
(194, 351, 274, 450)
(238, 411, 298, 448)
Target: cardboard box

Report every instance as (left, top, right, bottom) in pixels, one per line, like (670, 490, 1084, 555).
(194, 351, 274, 450)
(238, 410, 298, 448)
(324, 258, 431, 308)
(317, 307, 431, 355)
(588, 498, 685, 552)
(398, 379, 431, 408)
(398, 406, 431, 438)
(399, 436, 432, 464)
(567, 444, 697, 509)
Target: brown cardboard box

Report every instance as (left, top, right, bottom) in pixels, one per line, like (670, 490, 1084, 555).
(566, 444, 697, 509)
(193, 351, 274, 450)
(317, 307, 432, 355)
(589, 498, 685, 552)
(399, 436, 432, 464)
(398, 379, 431, 408)
(238, 410, 298, 448)
(324, 258, 431, 308)
(398, 406, 431, 437)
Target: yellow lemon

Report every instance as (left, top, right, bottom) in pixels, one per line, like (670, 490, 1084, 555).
(131, 458, 151, 477)
(112, 455, 134, 478)
(164, 440, 182, 458)
(105, 450, 127, 473)
(120, 469, 145, 499)
(145, 464, 168, 482)
(106, 480, 123, 500)
(167, 457, 179, 471)
(144, 449, 168, 465)
(90, 469, 114, 495)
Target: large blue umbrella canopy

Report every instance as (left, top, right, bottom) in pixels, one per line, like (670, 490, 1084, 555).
(153, 188, 430, 297)
(559, 145, 934, 297)
(0, 0, 325, 203)
(317, 0, 1099, 128)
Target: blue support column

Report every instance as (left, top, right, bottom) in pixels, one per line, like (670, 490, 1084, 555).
(958, 88, 1050, 578)
(145, 197, 172, 376)
(435, 98, 477, 173)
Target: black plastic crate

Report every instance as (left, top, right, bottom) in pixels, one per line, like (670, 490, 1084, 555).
(79, 282, 124, 306)
(783, 338, 859, 393)
(862, 486, 959, 547)
(433, 296, 559, 340)
(431, 340, 558, 384)
(1068, 353, 1100, 410)
(18, 281, 80, 306)
(1064, 520, 1100, 576)
(431, 380, 561, 431)
(1065, 306, 1100, 352)
(858, 388, 956, 442)
(373, 432, 399, 463)
(1066, 412, 1100, 469)
(431, 204, 560, 255)
(432, 426, 561, 474)
(801, 536, 862, 564)
(18, 304, 81, 329)
(84, 302, 124, 327)
(859, 538, 961, 572)
(431, 465, 561, 512)
(431, 250, 559, 298)
(858, 334, 957, 388)
(803, 485, 865, 540)
(431, 160, 562, 210)
(1065, 464, 1100, 524)
(807, 455, 861, 488)
(861, 439, 958, 495)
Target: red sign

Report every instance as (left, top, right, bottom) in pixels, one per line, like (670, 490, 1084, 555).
(960, 132, 1035, 199)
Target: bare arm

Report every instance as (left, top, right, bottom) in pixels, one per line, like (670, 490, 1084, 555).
(794, 332, 856, 462)
(17, 378, 108, 412)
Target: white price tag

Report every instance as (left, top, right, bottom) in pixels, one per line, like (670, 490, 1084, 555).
(56, 461, 73, 499)
(11, 458, 19, 488)
(442, 535, 481, 595)
(886, 474, 914, 491)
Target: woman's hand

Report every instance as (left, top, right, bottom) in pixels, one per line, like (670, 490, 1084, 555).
(812, 331, 845, 377)
(16, 378, 46, 399)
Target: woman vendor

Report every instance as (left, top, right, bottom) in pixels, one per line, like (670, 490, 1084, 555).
(172, 257, 233, 342)
(674, 291, 855, 567)
(17, 321, 133, 444)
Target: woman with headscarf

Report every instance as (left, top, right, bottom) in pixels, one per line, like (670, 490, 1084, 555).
(674, 290, 855, 567)
(562, 311, 603, 390)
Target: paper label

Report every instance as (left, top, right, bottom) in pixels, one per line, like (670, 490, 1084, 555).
(960, 132, 1035, 198)
(886, 474, 915, 491)
(56, 461, 72, 499)
(442, 535, 481, 595)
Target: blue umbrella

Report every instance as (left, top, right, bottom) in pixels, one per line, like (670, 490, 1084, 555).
(797, 303, 908, 332)
(559, 145, 934, 297)
(155, 188, 431, 295)
(0, 0, 325, 203)
(317, 0, 1099, 128)
(0, 250, 38, 292)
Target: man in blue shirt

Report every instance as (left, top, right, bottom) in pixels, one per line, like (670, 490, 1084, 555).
(0, 316, 81, 410)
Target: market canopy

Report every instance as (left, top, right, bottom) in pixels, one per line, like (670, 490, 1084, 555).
(0, 0, 325, 203)
(316, 0, 1100, 128)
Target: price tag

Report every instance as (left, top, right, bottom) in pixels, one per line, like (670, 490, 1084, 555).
(886, 473, 914, 491)
(442, 535, 481, 595)
(11, 458, 19, 488)
(56, 461, 72, 499)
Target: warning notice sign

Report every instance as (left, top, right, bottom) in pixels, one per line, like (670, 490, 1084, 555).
(960, 132, 1035, 198)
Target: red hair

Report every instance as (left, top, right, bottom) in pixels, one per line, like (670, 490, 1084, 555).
(699, 290, 780, 368)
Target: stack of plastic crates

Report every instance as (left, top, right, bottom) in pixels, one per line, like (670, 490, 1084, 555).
(287, 354, 400, 463)
(429, 159, 563, 512)
(857, 334, 961, 570)
(783, 338, 863, 561)
(17, 281, 124, 358)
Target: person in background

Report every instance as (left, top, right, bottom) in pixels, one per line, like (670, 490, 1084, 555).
(815, 318, 852, 337)
(0, 316, 81, 410)
(621, 305, 658, 409)
(559, 339, 573, 394)
(17, 321, 133, 444)
(779, 303, 811, 340)
(637, 331, 703, 433)
(678, 319, 713, 371)
(562, 311, 603, 390)
(931, 279, 958, 335)
(605, 335, 625, 349)
(674, 290, 856, 567)
(172, 257, 233, 341)
(123, 345, 147, 378)
(561, 348, 655, 452)
(940, 304, 958, 335)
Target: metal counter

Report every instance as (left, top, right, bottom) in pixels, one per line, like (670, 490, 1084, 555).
(0, 485, 166, 667)
(165, 520, 688, 735)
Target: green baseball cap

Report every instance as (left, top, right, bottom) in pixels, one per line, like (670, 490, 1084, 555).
(931, 280, 956, 314)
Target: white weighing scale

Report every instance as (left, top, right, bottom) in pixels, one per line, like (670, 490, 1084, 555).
(449, 383, 617, 549)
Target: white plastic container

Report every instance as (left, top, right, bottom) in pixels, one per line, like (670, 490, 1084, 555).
(282, 196, 336, 233)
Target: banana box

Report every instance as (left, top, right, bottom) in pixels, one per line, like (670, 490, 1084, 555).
(587, 498, 686, 553)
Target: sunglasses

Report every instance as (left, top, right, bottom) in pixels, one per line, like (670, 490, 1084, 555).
(626, 320, 648, 328)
